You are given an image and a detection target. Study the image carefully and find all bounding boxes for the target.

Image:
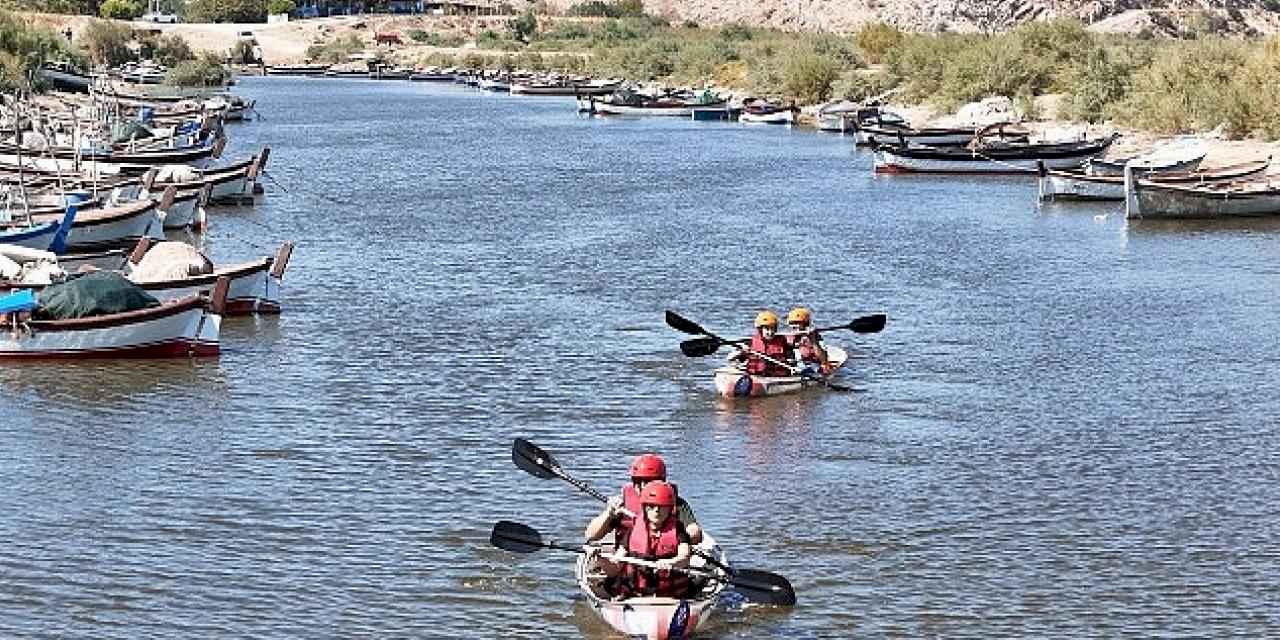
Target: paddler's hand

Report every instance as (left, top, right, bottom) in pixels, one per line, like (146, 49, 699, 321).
(605, 496, 623, 516)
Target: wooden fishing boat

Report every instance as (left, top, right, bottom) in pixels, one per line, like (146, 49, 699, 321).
(579, 91, 727, 117)
(143, 148, 269, 203)
(1123, 165, 1280, 219)
(874, 134, 1118, 175)
(1038, 157, 1272, 201)
(124, 239, 292, 315)
(738, 102, 797, 125)
(31, 198, 160, 252)
(266, 64, 328, 76)
(0, 280, 225, 359)
(713, 346, 848, 398)
(577, 534, 728, 640)
(511, 79, 619, 96)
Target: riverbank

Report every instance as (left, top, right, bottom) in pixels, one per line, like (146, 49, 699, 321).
(20, 10, 1280, 169)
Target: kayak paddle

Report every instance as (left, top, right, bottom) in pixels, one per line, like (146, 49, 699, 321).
(512, 438, 734, 576)
(489, 521, 797, 607)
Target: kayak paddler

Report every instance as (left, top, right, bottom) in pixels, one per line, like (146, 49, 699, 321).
(784, 307, 832, 375)
(584, 453, 701, 546)
(730, 310, 795, 376)
(588, 481, 692, 600)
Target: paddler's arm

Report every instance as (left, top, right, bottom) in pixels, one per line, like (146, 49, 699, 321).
(676, 498, 703, 545)
(657, 541, 692, 570)
(584, 496, 623, 542)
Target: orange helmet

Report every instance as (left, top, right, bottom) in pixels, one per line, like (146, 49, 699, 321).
(629, 454, 667, 481)
(754, 310, 779, 328)
(640, 481, 677, 507)
(787, 307, 812, 326)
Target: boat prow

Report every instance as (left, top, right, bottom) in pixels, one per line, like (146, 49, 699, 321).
(713, 345, 848, 398)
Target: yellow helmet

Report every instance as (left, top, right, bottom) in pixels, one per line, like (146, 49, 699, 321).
(754, 310, 779, 328)
(786, 307, 812, 326)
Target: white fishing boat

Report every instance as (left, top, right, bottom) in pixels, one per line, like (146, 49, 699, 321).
(738, 101, 796, 125)
(30, 198, 162, 251)
(0, 281, 225, 359)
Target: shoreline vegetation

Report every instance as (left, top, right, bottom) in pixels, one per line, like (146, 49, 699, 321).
(7, 5, 1280, 160)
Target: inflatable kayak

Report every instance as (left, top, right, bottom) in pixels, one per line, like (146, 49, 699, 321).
(713, 346, 848, 398)
(576, 534, 728, 640)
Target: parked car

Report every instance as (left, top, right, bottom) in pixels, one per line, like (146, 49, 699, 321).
(141, 11, 180, 23)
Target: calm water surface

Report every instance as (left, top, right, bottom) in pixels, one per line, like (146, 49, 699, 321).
(3, 77, 1280, 638)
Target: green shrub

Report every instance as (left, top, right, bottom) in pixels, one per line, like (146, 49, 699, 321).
(0, 11, 77, 91)
(267, 0, 295, 14)
(140, 32, 194, 65)
(98, 0, 140, 19)
(229, 38, 256, 63)
(1062, 46, 1133, 122)
(831, 70, 898, 102)
(184, 0, 265, 23)
(854, 22, 901, 63)
(1111, 39, 1248, 134)
(81, 20, 136, 66)
(508, 10, 537, 43)
(719, 23, 753, 42)
(567, 0, 644, 18)
(305, 34, 364, 63)
(166, 51, 229, 86)
(781, 47, 839, 103)
(408, 30, 464, 47)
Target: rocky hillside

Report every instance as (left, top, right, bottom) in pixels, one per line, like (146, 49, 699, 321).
(543, 0, 1280, 35)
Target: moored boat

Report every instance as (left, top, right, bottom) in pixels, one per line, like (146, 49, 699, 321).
(0, 279, 225, 359)
(738, 101, 797, 125)
(1038, 157, 1272, 201)
(1123, 164, 1280, 219)
(577, 534, 728, 640)
(713, 346, 848, 398)
(579, 90, 727, 117)
(874, 134, 1118, 175)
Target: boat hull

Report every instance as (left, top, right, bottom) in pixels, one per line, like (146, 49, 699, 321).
(875, 137, 1116, 175)
(0, 297, 219, 359)
(713, 346, 849, 398)
(577, 535, 726, 640)
(1039, 159, 1272, 202)
(1126, 177, 1280, 219)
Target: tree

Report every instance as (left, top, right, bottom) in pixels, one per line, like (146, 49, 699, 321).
(99, 0, 140, 19)
(267, 0, 295, 15)
(81, 20, 136, 66)
(507, 9, 536, 44)
(184, 0, 266, 23)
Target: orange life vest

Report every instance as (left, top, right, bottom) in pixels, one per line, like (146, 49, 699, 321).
(748, 332, 793, 376)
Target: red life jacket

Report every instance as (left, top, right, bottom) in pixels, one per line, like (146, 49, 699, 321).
(789, 330, 824, 364)
(616, 482, 682, 545)
(748, 332, 793, 377)
(624, 513, 690, 598)
(617, 483, 642, 543)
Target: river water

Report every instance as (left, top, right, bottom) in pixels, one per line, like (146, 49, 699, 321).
(3, 76, 1280, 638)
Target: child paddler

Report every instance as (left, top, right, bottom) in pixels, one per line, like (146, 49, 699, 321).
(784, 307, 832, 375)
(730, 310, 795, 376)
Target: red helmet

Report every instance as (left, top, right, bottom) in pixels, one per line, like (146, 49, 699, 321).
(640, 481, 677, 507)
(629, 454, 667, 481)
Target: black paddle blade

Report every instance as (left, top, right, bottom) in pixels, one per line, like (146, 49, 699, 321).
(512, 438, 559, 479)
(679, 337, 722, 358)
(490, 520, 544, 554)
(664, 310, 706, 336)
(729, 569, 797, 606)
(849, 313, 887, 334)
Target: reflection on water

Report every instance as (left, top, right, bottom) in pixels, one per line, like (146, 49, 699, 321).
(2, 77, 1280, 638)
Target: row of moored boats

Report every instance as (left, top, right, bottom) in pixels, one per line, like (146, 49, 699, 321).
(0, 80, 290, 359)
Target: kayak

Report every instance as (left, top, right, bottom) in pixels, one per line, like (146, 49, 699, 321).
(713, 346, 848, 398)
(576, 534, 728, 640)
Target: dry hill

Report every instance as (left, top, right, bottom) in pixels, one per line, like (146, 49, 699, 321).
(539, 0, 1280, 35)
